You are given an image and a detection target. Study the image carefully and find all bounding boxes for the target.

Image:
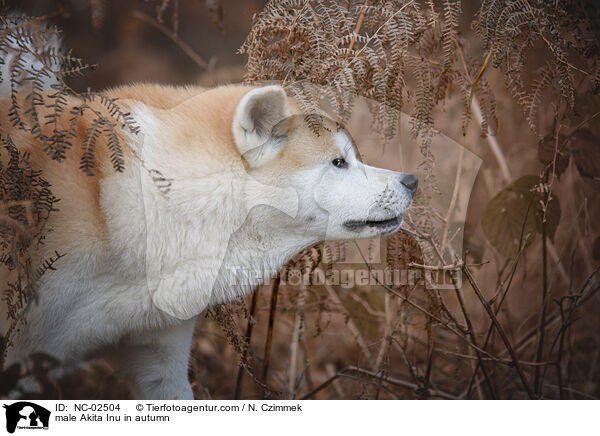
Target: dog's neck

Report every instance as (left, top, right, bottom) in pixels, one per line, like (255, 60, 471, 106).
(208, 209, 322, 305)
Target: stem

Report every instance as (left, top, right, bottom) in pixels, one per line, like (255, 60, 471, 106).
(471, 97, 512, 183)
(556, 302, 566, 399)
(324, 281, 373, 362)
(132, 10, 215, 71)
(234, 287, 260, 400)
(347, 1, 369, 55)
(452, 282, 496, 399)
(422, 321, 435, 398)
(440, 146, 464, 254)
(300, 366, 459, 400)
(259, 276, 280, 399)
(533, 180, 549, 397)
(350, 0, 417, 62)
(288, 286, 306, 399)
(463, 266, 536, 399)
(374, 293, 392, 369)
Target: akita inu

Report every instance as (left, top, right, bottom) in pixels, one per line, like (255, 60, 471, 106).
(0, 48, 417, 401)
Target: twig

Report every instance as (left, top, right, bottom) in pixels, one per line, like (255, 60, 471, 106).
(440, 45, 490, 255)
(347, 1, 369, 55)
(323, 281, 373, 362)
(395, 223, 464, 328)
(543, 383, 598, 400)
(465, 245, 527, 397)
(545, 241, 570, 287)
(300, 366, 459, 400)
(472, 71, 570, 288)
(288, 286, 306, 399)
(546, 265, 600, 399)
(325, 363, 346, 398)
(282, 0, 311, 50)
(422, 321, 435, 398)
(132, 10, 215, 71)
(234, 287, 260, 400)
(522, 0, 594, 79)
(533, 173, 550, 397)
(259, 276, 280, 399)
(463, 265, 536, 399)
(440, 146, 464, 254)
(354, 241, 465, 335)
(408, 261, 463, 270)
(456, 45, 510, 183)
(427, 182, 497, 399)
(501, 245, 600, 361)
(436, 348, 550, 367)
(572, 111, 600, 132)
(471, 97, 512, 183)
(350, 0, 417, 61)
(374, 292, 393, 370)
(392, 337, 422, 388)
(354, 245, 512, 365)
(451, 279, 496, 399)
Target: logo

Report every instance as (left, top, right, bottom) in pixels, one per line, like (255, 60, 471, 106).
(3, 402, 50, 433)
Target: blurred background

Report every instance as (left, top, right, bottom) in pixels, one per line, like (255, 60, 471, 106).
(5, 0, 259, 87)
(1, 0, 599, 400)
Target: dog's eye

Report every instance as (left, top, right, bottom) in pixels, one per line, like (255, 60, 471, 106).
(332, 157, 347, 169)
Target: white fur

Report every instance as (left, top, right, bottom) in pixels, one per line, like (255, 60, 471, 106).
(4, 84, 416, 400)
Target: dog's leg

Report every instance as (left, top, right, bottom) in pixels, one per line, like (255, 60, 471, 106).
(122, 317, 197, 400)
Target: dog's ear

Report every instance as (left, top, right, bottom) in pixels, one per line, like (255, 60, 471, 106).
(233, 85, 290, 167)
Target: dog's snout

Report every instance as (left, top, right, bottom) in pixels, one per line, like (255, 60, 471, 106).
(399, 174, 418, 194)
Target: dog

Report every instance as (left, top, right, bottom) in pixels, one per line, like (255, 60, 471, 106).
(0, 32, 417, 400)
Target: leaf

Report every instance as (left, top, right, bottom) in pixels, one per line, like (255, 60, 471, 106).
(538, 133, 570, 178)
(572, 92, 600, 135)
(386, 231, 424, 271)
(570, 128, 600, 190)
(482, 175, 561, 258)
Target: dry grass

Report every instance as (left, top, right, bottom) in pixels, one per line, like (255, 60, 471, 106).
(1, 0, 599, 400)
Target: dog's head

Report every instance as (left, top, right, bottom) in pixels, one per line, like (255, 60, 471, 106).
(232, 85, 417, 240)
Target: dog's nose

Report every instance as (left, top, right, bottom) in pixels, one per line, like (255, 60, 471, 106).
(400, 174, 418, 194)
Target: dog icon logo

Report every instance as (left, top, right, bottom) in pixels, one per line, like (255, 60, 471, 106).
(3, 402, 50, 433)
